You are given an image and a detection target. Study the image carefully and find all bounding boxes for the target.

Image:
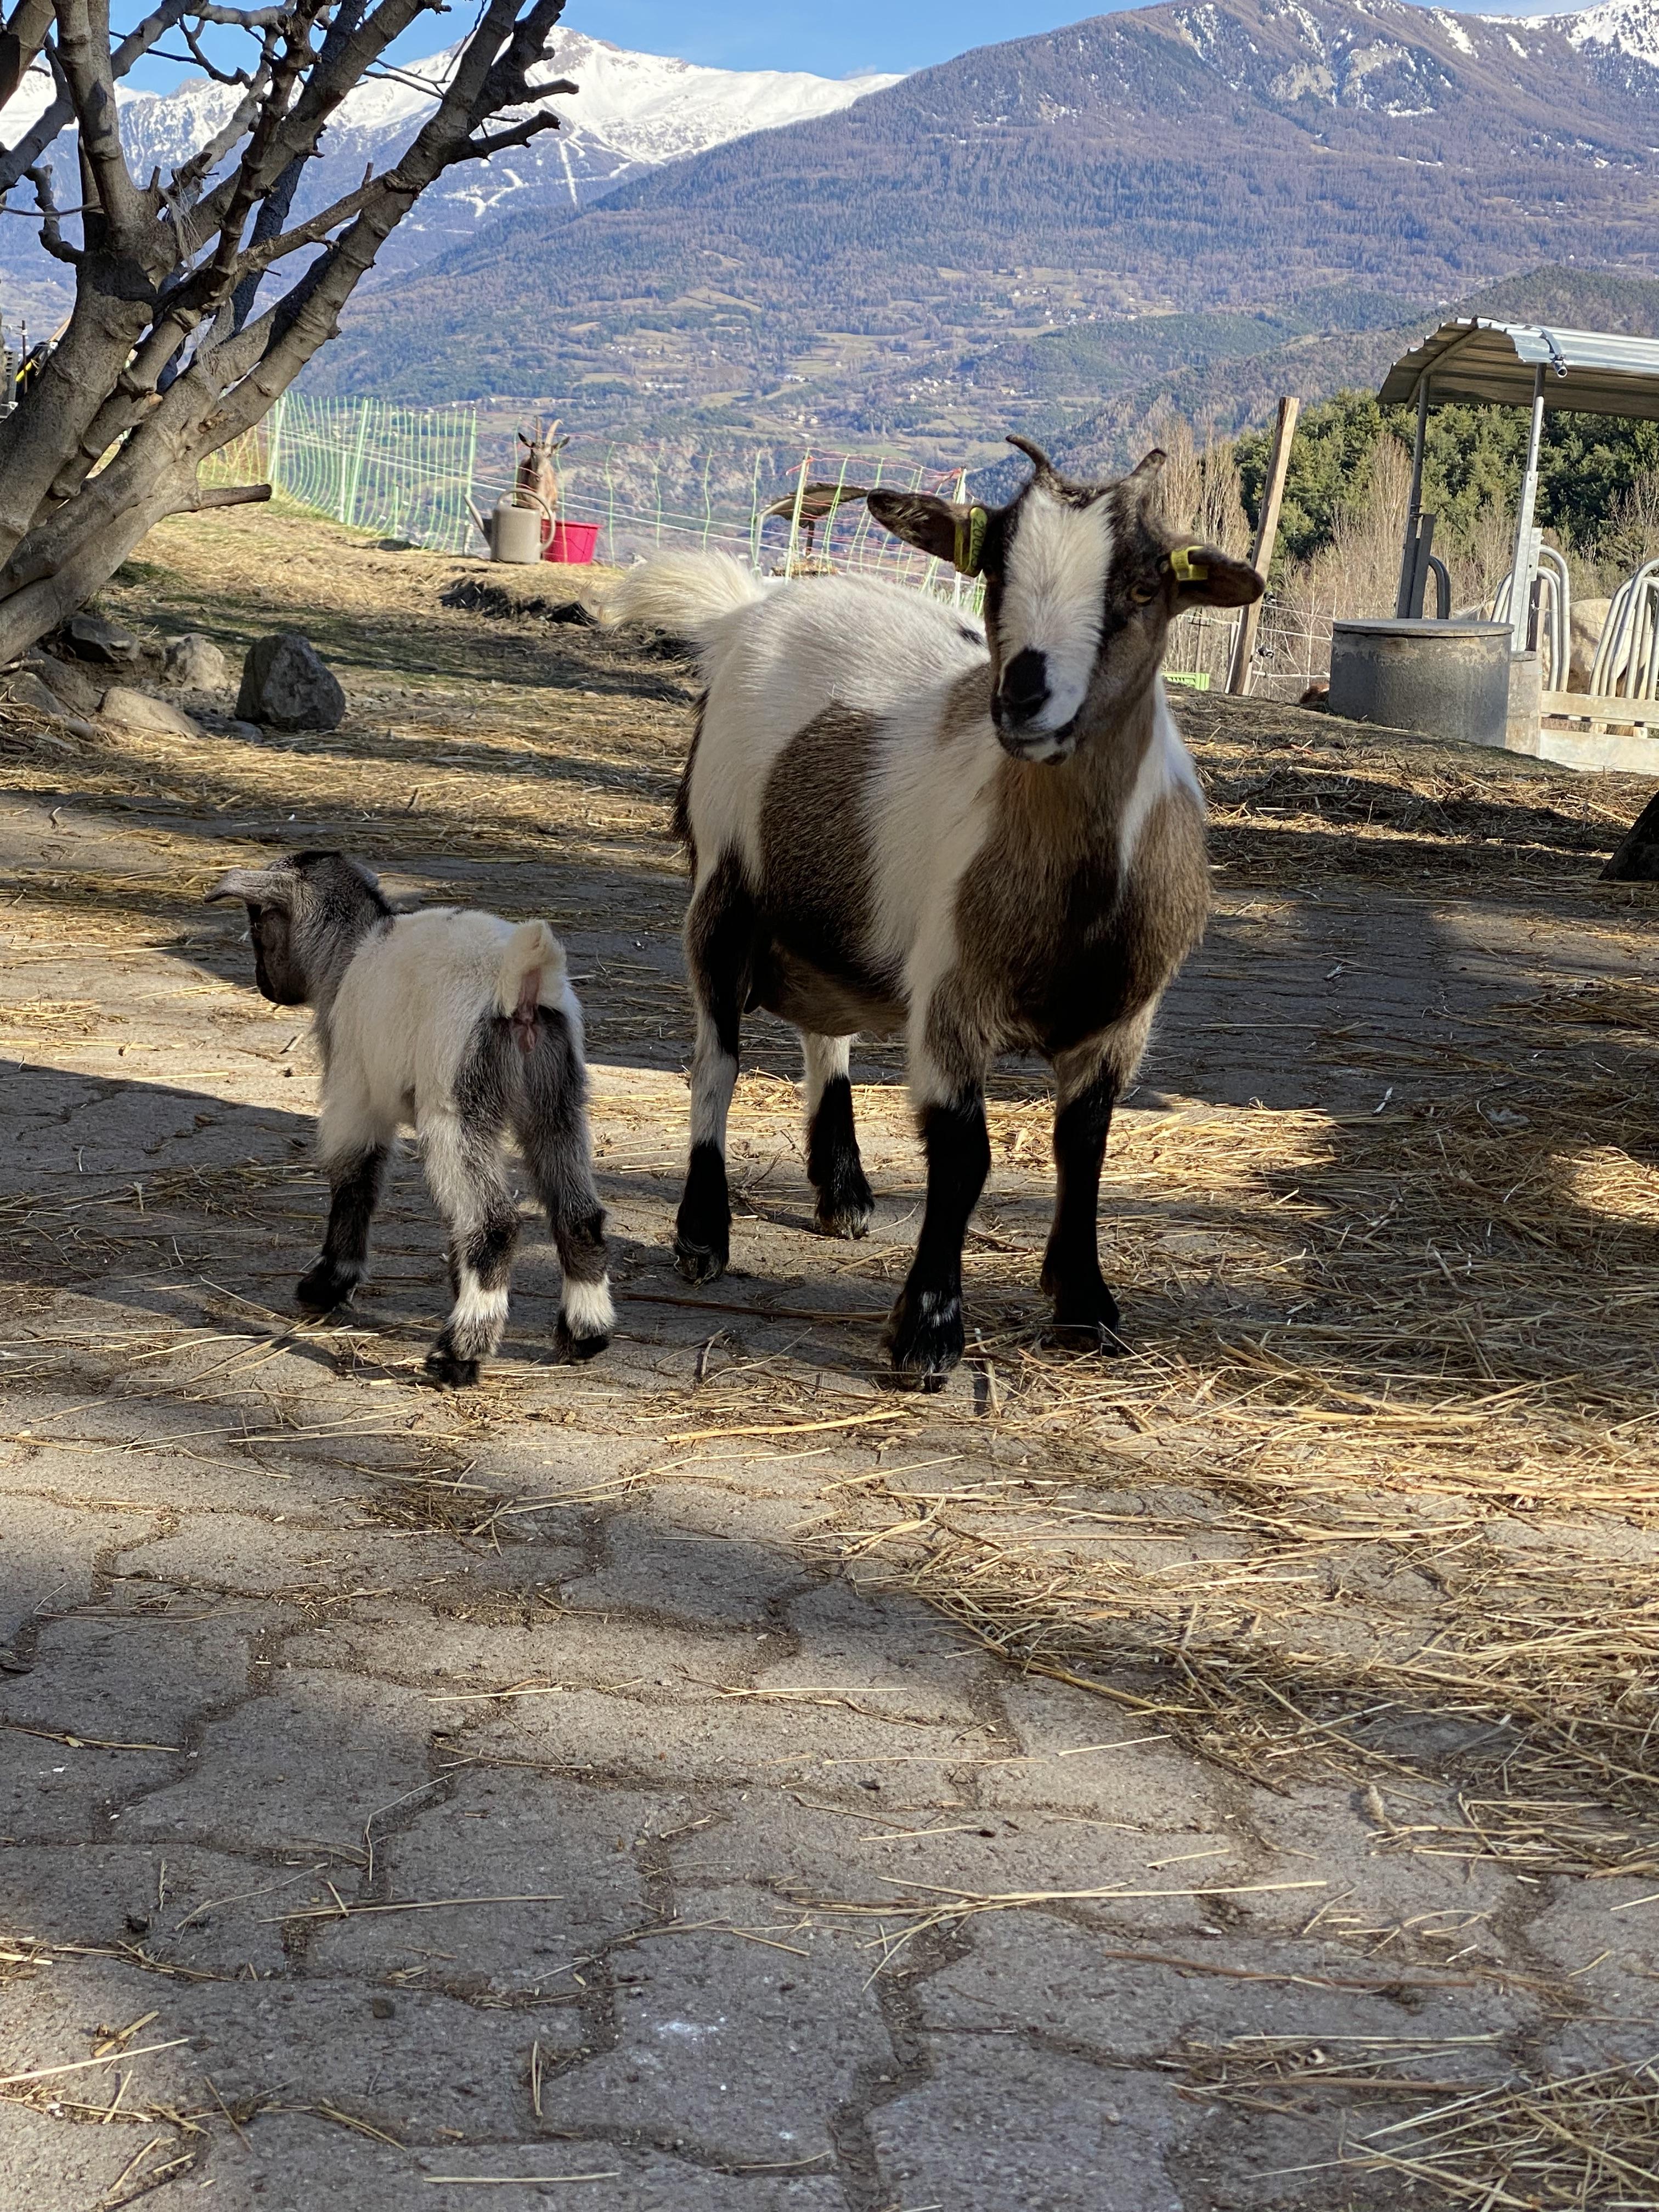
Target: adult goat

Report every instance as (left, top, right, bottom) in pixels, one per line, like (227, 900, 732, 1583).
(613, 438, 1262, 1386)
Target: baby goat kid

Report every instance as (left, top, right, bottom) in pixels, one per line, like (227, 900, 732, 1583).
(612, 437, 1262, 1387)
(207, 852, 612, 1383)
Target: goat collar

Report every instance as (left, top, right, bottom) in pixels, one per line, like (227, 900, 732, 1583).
(953, 505, 989, 578)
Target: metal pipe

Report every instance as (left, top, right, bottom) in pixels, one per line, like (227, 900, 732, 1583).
(1397, 375, 1430, 618)
(1508, 364, 1547, 652)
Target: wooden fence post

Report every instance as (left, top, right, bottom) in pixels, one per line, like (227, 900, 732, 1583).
(1227, 394, 1300, 697)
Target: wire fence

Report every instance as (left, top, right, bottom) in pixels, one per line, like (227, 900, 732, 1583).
(471, 430, 983, 607)
(199, 396, 1311, 687)
(1177, 595, 1337, 701)
(200, 393, 479, 552)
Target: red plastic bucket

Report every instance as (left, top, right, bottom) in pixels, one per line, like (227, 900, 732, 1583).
(544, 520, 599, 565)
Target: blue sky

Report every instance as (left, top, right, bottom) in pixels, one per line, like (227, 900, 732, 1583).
(112, 0, 1580, 98)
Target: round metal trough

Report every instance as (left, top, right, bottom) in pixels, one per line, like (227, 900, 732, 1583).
(1329, 619, 1512, 748)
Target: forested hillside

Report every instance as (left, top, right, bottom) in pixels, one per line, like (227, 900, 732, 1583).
(311, 0, 1659, 464)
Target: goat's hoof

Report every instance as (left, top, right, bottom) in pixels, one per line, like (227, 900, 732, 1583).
(296, 1261, 358, 1314)
(883, 1285, 963, 1390)
(1045, 1279, 1125, 1354)
(674, 1235, 728, 1284)
(1047, 1314, 1129, 1356)
(424, 1345, 481, 1388)
(813, 1164, 874, 1240)
(555, 1321, 611, 1363)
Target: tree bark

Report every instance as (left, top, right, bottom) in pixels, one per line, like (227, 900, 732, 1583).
(0, 0, 574, 665)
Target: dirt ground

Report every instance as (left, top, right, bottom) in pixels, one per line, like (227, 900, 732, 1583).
(3, 509, 1659, 2211)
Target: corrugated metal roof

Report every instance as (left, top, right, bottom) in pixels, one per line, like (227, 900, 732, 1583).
(1377, 319, 1659, 421)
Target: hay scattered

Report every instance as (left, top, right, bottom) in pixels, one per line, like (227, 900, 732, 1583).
(1171, 2036, 1659, 2203)
(1343, 2055, 1659, 2207)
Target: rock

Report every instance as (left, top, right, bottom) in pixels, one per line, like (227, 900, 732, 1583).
(2, 669, 71, 720)
(1568, 597, 1611, 693)
(24, 652, 104, 714)
(99, 685, 203, 739)
(63, 611, 144, 666)
(163, 633, 229, 687)
(236, 633, 346, 731)
(1602, 790, 1659, 882)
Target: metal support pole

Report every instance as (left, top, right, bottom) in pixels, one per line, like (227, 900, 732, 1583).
(1508, 364, 1546, 652)
(1396, 375, 1430, 618)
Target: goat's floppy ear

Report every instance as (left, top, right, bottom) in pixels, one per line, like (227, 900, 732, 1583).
(1169, 543, 1264, 610)
(206, 867, 286, 906)
(866, 490, 990, 576)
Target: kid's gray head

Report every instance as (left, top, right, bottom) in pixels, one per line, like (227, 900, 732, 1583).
(868, 437, 1264, 764)
(206, 849, 390, 1008)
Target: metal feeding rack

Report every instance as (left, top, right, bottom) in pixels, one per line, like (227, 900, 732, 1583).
(1370, 318, 1659, 756)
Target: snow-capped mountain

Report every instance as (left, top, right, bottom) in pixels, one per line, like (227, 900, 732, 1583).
(0, 30, 899, 313)
(1546, 0, 1659, 67)
(314, 0, 1659, 423)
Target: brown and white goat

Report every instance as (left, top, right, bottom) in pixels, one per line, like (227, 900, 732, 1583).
(611, 438, 1262, 1386)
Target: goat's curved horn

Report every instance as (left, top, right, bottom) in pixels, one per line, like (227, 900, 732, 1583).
(1006, 433, 1061, 482)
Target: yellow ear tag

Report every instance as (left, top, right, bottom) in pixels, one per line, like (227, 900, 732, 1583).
(953, 505, 988, 577)
(1171, 545, 1209, 585)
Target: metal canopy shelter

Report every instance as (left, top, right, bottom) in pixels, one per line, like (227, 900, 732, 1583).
(1379, 318, 1659, 650)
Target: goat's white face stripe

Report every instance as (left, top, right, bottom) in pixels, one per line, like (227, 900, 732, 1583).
(1000, 490, 1114, 735)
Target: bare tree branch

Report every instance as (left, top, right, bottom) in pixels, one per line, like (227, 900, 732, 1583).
(195, 481, 273, 507)
(0, 0, 54, 109)
(25, 157, 78, 261)
(52, 0, 146, 237)
(465, 100, 572, 162)
(0, 0, 578, 663)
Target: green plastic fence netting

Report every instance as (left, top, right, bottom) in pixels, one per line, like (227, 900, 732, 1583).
(200, 395, 480, 553)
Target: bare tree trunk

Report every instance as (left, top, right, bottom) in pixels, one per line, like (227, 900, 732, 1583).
(0, 0, 575, 665)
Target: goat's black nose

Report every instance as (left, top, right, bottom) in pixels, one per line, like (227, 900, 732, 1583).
(997, 647, 1049, 725)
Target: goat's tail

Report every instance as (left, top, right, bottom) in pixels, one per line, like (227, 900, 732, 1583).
(496, 919, 567, 1028)
(604, 549, 769, 652)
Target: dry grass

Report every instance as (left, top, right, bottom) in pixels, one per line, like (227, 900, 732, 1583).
(1343, 2057, 1659, 2207)
(1166, 2036, 1659, 2206)
(806, 1003, 1659, 1870)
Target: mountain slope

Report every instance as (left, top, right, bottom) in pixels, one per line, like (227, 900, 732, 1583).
(1014, 266, 1659, 492)
(306, 0, 1659, 448)
(0, 32, 899, 318)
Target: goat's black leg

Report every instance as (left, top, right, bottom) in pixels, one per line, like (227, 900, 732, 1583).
(1040, 1055, 1125, 1351)
(297, 1141, 388, 1312)
(675, 855, 755, 1283)
(419, 1099, 519, 1387)
(884, 1092, 990, 1390)
(515, 1011, 613, 1362)
(802, 1030, 873, 1238)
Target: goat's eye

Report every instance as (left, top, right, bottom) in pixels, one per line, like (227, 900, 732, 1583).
(1130, 580, 1159, 606)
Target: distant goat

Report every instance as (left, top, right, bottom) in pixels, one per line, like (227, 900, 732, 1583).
(611, 437, 1261, 1387)
(207, 852, 612, 1384)
(514, 417, 567, 538)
